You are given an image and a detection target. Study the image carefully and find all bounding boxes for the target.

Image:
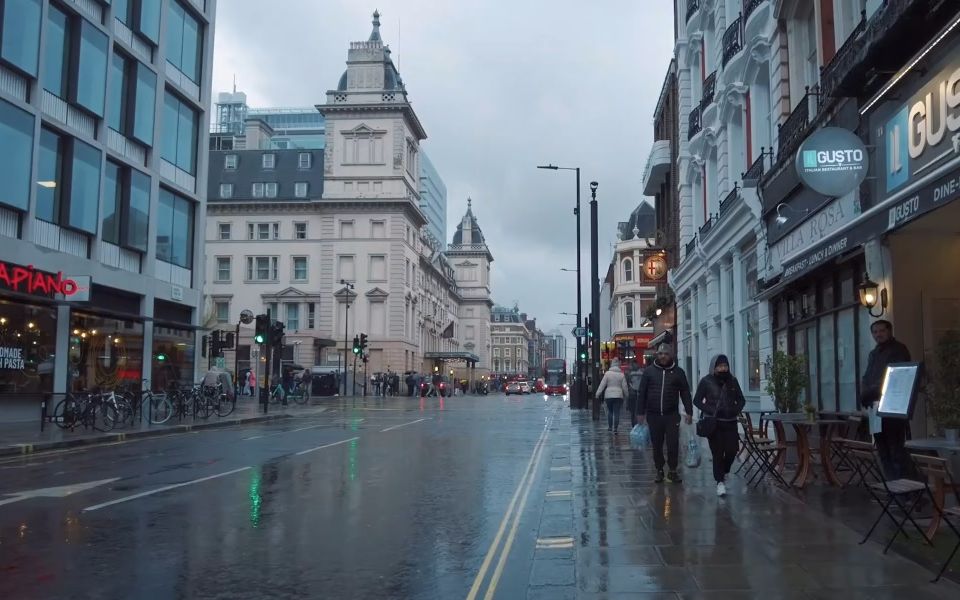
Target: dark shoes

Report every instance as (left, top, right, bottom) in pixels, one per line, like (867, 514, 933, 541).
(666, 471, 682, 484)
(655, 470, 665, 483)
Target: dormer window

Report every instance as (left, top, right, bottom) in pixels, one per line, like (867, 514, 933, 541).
(262, 153, 276, 169)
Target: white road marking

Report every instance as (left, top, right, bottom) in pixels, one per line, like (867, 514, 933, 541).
(380, 418, 428, 432)
(243, 435, 264, 440)
(0, 478, 121, 507)
(295, 436, 359, 456)
(243, 419, 364, 441)
(536, 536, 574, 549)
(82, 467, 251, 512)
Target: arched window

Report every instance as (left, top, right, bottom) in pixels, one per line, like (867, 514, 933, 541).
(625, 301, 634, 329)
(623, 258, 633, 282)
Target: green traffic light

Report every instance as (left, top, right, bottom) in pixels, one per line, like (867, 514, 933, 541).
(352, 347, 360, 354)
(254, 334, 266, 344)
(156, 353, 167, 362)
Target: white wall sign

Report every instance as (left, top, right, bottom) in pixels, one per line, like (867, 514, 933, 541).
(171, 285, 184, 301)
(769, 193, 860, 274)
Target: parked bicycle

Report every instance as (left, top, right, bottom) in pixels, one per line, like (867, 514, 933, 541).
(52, 392, 119, 432)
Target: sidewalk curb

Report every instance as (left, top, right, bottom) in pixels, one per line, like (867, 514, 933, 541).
(1, 413, 295, 458)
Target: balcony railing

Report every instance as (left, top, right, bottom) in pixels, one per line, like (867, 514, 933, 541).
(719, 183, 740, 218)
(702, 71, 717, 108)
(743, 0, 766, 23)
(742, 152, 766, 187)
(686, 0, 701, 23)
(699, 215, 716, 238)
(685, 236, 698, 259)
(722, 14, 743, 67)
(777, 89, 812, 160)
(688, 105, 702, 141)
(819, 10, 867, 106)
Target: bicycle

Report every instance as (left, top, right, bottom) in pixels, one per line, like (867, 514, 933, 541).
(138, 379, 173, 424)
(52, 392, 118, 432)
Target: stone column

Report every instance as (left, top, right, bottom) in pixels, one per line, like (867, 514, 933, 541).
(706, 269, 720, 361)
(719, 256, 732, 358)
(732, 248, 746, 384)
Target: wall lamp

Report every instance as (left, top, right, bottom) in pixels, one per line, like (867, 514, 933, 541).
(858, 274, 888, 317)
(774, 203, 809, 226)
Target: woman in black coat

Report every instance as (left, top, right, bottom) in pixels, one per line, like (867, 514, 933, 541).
(693, 354, 746, 497)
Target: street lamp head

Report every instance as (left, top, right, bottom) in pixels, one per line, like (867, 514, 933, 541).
(537, 164, 559, 170)
(589, 181, 598, 192)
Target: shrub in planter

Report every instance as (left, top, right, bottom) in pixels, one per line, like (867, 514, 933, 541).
(765, 351, 806, 413)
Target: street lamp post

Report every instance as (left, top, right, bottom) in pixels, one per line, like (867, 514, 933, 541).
(589, 181, 601, 421)
(538, 164, 585, 410)
(340, 280, 355, 396)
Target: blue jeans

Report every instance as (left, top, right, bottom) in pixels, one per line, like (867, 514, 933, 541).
(606, 397, 623, 431)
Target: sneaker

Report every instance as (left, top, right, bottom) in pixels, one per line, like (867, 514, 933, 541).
(655, 470, 665, 483)
(666, 471, 682, 484)
(716, 482, 726, 497)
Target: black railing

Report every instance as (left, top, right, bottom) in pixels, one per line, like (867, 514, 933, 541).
(685, 236, 697, 258)
(719, 183, 740, 218)
(819, 10, 867, 106)
(702, 71, 717, 108)
(722, 14, 743, 67)
(686, 0, 701, 23)
(688, 105, 702, 140)
(699, 215, 715, 238)
(777, 89, 812, 160)
(742, 152, 765, 184)
(743, 0, 766, 23)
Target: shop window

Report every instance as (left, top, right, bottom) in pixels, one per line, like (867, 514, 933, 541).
(307, 303, 315, 329)
(625, 301, 634, 329)
(152, 324, 193, 390)
(837, 308, 858, 412)
(103, 160, 150, 251)
(165, 0, 202, 83)
(821, 279, 835, 311)
(746, 304, 760, 391)
(69, 313, 143, 392)
(0, 97, 35, 212)
(0, 300, 57, 397)
(840, 272, 856, 305)
(818, 315, 837, 410)
(1, 0, 42, 77)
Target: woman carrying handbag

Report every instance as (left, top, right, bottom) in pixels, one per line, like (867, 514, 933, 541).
(693, 354, 746, 497)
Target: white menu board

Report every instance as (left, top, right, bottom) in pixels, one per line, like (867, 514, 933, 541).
(878, 363, 920, 419)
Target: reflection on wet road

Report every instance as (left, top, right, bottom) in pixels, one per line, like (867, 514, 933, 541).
(0, 394, 565, 599)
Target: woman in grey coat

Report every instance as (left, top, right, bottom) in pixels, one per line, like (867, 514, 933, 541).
(596, 360, 629, 433)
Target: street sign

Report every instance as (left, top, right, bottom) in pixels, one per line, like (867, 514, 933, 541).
(571, 326, 586, 337)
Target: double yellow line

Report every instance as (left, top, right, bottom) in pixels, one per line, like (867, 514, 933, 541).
(466, 412, 555, 600)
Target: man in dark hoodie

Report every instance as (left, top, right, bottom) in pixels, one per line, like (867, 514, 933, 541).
(637, 344, 693, 483)
(693, 354, 746, 497)
(861, 320, 912, 479)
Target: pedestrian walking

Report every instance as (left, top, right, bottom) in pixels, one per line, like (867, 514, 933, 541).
(636, 344, 693, 483)
(243, 370, 253, 396)
(596, 359, 629, 434)
(627, 363, 643, 427)
(692, 354, 746, 497)
(860, 319, 913, 479)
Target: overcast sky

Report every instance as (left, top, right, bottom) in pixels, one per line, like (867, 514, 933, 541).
(212, 0, 675, 339)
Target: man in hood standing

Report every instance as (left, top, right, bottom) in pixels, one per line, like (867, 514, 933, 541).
(861, 320, 912, 479)
(637, 344, 693, 483)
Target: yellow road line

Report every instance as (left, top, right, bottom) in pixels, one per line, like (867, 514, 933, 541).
(465, 413, 553, 600)
(483, 415, 554, 600)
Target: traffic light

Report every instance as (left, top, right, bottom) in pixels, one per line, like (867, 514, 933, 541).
(210, 330, 222, 357)
(359, 333, 368, 353)
(155, 352, 167, 362)
(579, 348, 587, 362)
(254, 314, 269, 344)
(269, 321, 285, 348)
(352, 335, 361, 355)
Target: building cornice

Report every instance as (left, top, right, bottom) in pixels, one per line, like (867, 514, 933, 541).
(316, 102, 428, 140)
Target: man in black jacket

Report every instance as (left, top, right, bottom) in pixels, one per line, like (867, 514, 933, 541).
(861, 319, 912, 479)
(637, 344, 694, 483)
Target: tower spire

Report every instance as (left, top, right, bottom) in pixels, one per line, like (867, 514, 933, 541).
(369, 9, 382, 42)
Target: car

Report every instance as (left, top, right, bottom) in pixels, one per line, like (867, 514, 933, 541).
(519, 381, 531, 394)
(505, 382, 521, 395)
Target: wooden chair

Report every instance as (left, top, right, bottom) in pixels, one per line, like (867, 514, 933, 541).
(846, 440, 931, 554)
(831, 415, 864, 485)
(735, 413, 774, 473)
(737, 414, 788, 488)
(911, 453, 960, 582)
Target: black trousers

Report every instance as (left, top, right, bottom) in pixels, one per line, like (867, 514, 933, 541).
(647, 412, 681, 472)
(708, 420, 739, 483)
(875, 417, 912, 480)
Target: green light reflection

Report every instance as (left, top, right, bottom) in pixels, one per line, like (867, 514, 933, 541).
(249, 469, 262, 527)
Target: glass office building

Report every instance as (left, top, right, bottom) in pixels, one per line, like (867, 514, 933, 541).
(0, 0, 216, 422)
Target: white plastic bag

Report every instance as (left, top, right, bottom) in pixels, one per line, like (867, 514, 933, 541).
(685, 436, 701, 468)
(630, 423, 650, 448)
(868, 405, 883, 435)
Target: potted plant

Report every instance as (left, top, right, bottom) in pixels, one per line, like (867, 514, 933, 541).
(765, 350, 806, 413)
(929, 330, 960, 441)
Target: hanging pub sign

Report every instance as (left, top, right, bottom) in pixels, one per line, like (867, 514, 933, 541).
(0, 261, 86, 299)
(642, 254, 668, 281)
(795, 127, 870, 197)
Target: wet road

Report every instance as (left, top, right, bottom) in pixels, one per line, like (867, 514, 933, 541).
(0, 393, 565, 600)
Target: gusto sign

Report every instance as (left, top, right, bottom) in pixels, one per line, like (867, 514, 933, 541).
(0, 261, 84, 297)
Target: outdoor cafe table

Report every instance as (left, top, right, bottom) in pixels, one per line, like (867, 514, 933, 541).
(765, 413, 849, 488)
(905, 437, 960, 539)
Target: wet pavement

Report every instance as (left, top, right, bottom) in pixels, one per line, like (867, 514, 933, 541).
(0, 394, 957, 599)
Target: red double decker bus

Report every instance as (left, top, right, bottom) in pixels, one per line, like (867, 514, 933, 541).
(543, 358, 567, 396)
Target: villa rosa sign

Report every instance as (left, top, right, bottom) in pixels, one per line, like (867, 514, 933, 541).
(796, 127, 870, 197)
